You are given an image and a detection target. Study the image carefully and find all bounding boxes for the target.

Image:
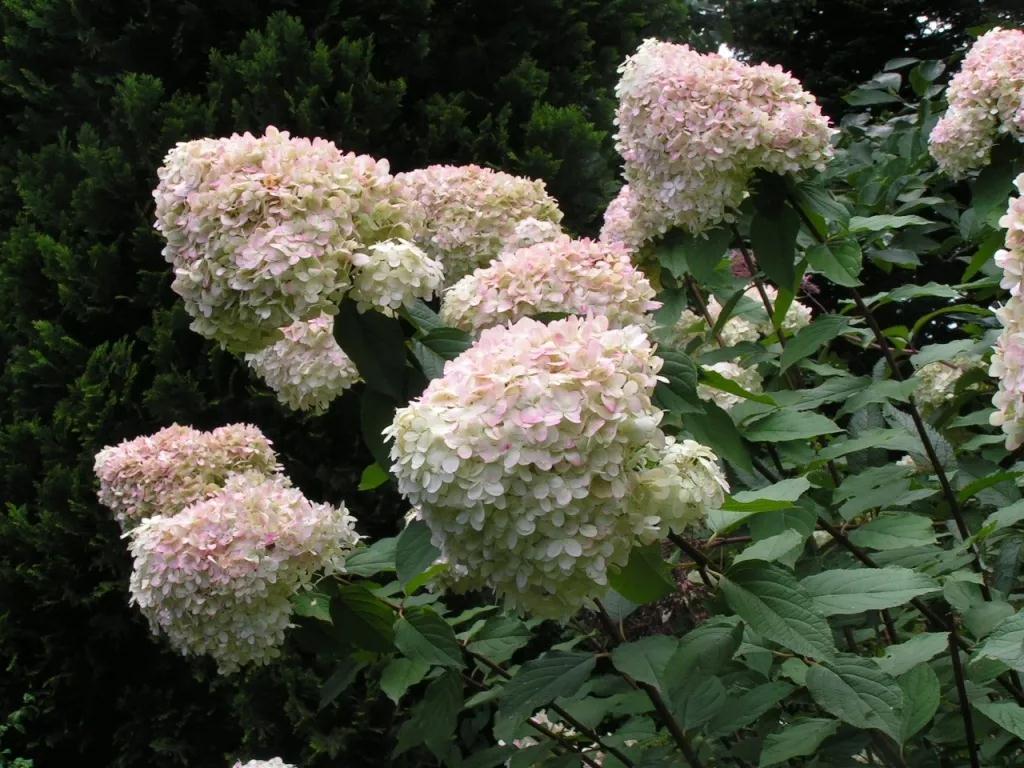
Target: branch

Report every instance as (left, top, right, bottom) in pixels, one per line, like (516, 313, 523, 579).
(947, 622, 981, 768)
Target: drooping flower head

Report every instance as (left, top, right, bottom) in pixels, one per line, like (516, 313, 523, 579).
(439, 237, 660, 334)
(128, 472, 359, 673)
(385, 315, 727, 618)
(599, 185, 646, 253)
(94, 423, 280, 527)
(153, 126, 424, 352)
(614, 39, 833, 242)
(396, 164, 564, 285)
(929, 28, 1024, 177)
(245, 315, 360, 414)
(996, 174, 1024, 296)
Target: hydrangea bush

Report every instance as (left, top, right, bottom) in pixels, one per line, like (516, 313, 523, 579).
(97, 29, 1024, 768)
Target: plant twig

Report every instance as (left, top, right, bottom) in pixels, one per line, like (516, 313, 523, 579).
(669, 532, 713, 584)
(948, 621, 981, 768)
(685, 274, 726, 348)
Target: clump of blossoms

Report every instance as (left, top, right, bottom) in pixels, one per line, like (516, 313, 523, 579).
(669, 286, 812, 351)
(233, 760, 296, 768)
(929, 28, 1024, 177)
(614, 39, 833, 242)
(348, 238, 443, 314)
(599, 185, 646, 253)
(128, 471, 359, 674)
(503, 216, 565, 254)
(991, 175, 1024, 448)
(396, 164, 564, 285)
(913, 354, 986, 414)
(697, 361, 764, 411)
(153, 126, 429, 352)
(245, 315, 360, 414)
(385, 315, 727, 618)
(439, 238, 660, 334)
(94, 423, 280, 527)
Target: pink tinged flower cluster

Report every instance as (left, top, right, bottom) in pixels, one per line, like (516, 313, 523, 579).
(614, 39, 833, 241)
(991, 174, 1024, 448)
(129, 471, 359, 674)
(384, 316, 727, 618)
(396, 164, 564, 285)
(153, 126, 427, 353)
(439, 237, 660, 334)
(929, 28, 1024, 177)
(94, 423, 280, 527)
(245, 315, 360, 414)
(599, 185, 646, 254)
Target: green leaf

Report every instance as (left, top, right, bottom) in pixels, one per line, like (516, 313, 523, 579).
(466, 616, 531, 664)
(801, 567, 940, 615)
(361, 389, 398, 469)
(330, 584, 395, 652)
(759, 718, 839, 767)
(608, 543, 676, 604)
(898, 664, 940, 741)
(495, 652, 596, 741)
(720, 561, 835, 660)
(654, 347, 702, 415)
(358, 462, 389, 491)
(396, 520, 440, 588)
(344, 537, 397, 577)
(707, 681, 794, 737)
(874, 632, 949, 677)
(805, 655, 904, 741)
(724, 476, 812, 512)
(734, 530, 806, 565)
(319, 658, 366, 710)
(835, 379, 916, 417)
(779, 315, 850, 373)
(974, 699, 1024, 740)
(394, 670, 463, 758)
(973, 142, 1020, 227)
(744, 411, 842, 442)
(700, 365, 776, 405)
(409, 338, 447, 380)
(393, 608, 464, 669)
(333, 298, 407, 401)
(849, 214, 931, 232)
(684, 401, 753, 472)
(806, 241, 862, 287)
(751, 203, 801, 288)
(844, 88, 902, 106)
(974, 610, 1024, 673)
(293, 590, 331, 622)
(419, 326, 473, 360)
(401, 299, 444, 333)
(658, 226, 732, 284)
(380, 657, 431, 704)
(611, 635, 679, 692)
(849, 513, 937, 551)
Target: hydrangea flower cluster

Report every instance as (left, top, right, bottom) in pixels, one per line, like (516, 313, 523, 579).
(153, 126, 433, 352)
(991, 174, 1024, 448)
(128, 471, 357, 673)
(385, 315, 727, 618)
(348, 238, 444, 314)
(669, 286, 812, 351)
(697, 361, 765, 411)
(396, 164, 564, 285)
(599, 185, 645, 253)
(439, 237, 660, 334)
(245, 315, 360, 414)
(914, 355, 985, 413)
(94, 423, 280, 527)
(233, 759, 296, 768)
(929, 28, 1024, 178)
(614, 39, 833, 242)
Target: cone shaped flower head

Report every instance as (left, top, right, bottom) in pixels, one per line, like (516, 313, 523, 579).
(245, 315, 360, 414)
(991, 175, 1024, 448)
(614, 39, 833, 243)
(153, 126, 426, 352)
(385, 315, 727, 618)
(128, 471, 359, 673)
(94, 423, 280, 527)
(929, 28, 1024, 177)
(396, 164, 564, 285)
(439, 237, 660, 334)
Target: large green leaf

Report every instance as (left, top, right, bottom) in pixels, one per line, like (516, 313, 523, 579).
(974, 610, 1024, 673)
(394, 671, 463, 758)
(744, 411, 842, 442)
(380, 657, 431, 704)
(874, 633, 949, 677)
(466, 616, 531, 664)
(494, 652, 596, 741)
(654, 347, 702, 415)
(611, 635, 679, 692)
(898, 664, 940, 742)
(719, 561, 835, 660)
(684, 400, 753, 472)
(333, 298, 407, 400)
(759, 718, 839, 767)
(779, 315, 850, 372)
(974, 700, 1024, 740)
(805, 655, 904, 741)
(608, 543, 676, 604)
(395, 519, 440, 588)
(330, 584, 395, 653)
(707, 681, 795, 737)
(343, 536, 398, 578)
(848, 513, 937, 550)
(751, 204, 801, 288)
(393, 608, 464, 669)
(723, 476, 811, 512)
(806, 241, 863, 287)
(800, 567, 940, 616)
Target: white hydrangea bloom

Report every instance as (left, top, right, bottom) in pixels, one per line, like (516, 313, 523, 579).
(439, 237, 659, 334)
(245, 315, 360, 414)
(914, 354, 985, 413)
(348, 238, 444, 314)
(385, 315, 726, 618)
(153, 126, 421, 352)
(697, 361, 764, 411)
(615, 39, 833, 241)
(128, 472, 359, 674)
(502, 217, 565, 253)
(233, 759, 297, 768)
(94, 423, 280, 527)
(396, 164, 564, 285)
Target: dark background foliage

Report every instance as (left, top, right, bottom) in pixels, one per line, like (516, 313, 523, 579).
(0, 1, 1019, 766)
